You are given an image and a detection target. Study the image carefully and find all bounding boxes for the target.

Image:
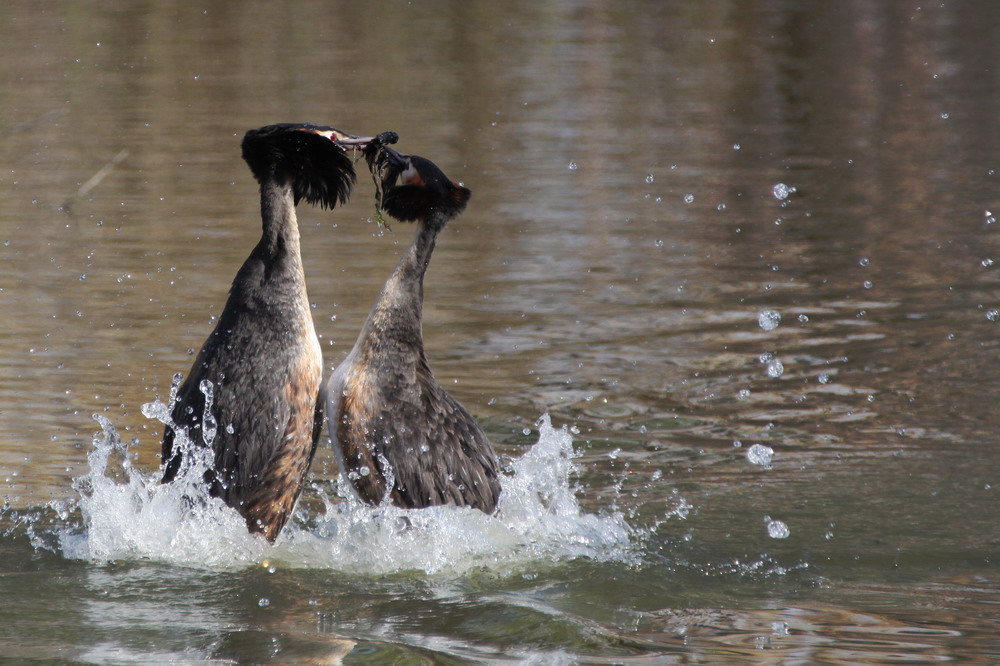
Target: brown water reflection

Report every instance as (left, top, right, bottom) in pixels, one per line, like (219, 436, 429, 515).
(1, 0, 999, 662)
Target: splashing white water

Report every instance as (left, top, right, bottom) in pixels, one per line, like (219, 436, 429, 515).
(58, 409, 636, 574)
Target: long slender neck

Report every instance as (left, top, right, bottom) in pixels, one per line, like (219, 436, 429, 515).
(355, 217, 441, 358)
(227, 176, 309, 319)
(258, 178, 301, 262)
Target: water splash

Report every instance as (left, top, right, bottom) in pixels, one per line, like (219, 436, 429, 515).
(60, 410, 261, 567)
(52, 411, 635, 574)
(198, 379, 217, 447)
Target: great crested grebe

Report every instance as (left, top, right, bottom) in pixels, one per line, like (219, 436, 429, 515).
(326, 136, 502, 513)
(161, 123, 376, 542)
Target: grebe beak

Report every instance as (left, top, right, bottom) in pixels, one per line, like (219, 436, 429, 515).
(332, 133, 377, 150)
(333, 130, 399, 152)
(297, 127, 389, 152)
(376, 144, 408, 168)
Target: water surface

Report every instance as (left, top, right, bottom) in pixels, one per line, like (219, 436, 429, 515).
(1, 1, 998, 662)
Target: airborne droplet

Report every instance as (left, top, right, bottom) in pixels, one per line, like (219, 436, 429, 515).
(766, 519, 790, 539)
(747, 444, 774, 467)
(773, 183, 796, 200)
(758, 310, 781, 331)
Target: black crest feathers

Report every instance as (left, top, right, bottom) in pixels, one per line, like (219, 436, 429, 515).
(242, 124, 357, 209)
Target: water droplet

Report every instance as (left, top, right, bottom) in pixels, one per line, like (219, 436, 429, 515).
(766, 519, 790, 539)
(772, 183, 794, 200)
(758, 310, 781, 331)
(858, 257, 870, 267)
(747, 444, 774, 466)
(732, 143, 741, 150)
(199, 380, 217, 446)
(732, 439, 742, 448)
(766, 359, 784, 378)
(359, 466, 370, 477)
(653, 239, 664, 248)
(140, 400, 170, 422)
(797, 314, 809, 323)
(258, 597, 270, 607)
(522, 428, 532, 436)
(818, 373, 831, 384)
(987, 309, 999, 322)
(863, 280, 873, 289)
(940, 112, 949, 119)
(645, 174, 654, 184)
(982, 259, 994, 267)
(771, 621, 789, 637)
(683, 193, 694, 204)
(716, 203, 727, 211)
(737, 389, 751, 400)
(567, 161, 578, 171)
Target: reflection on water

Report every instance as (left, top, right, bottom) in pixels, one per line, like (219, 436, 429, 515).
(2, 0, 1000, 662)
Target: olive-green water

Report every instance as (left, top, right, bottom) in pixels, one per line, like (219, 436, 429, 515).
(1, 1, 998, 662)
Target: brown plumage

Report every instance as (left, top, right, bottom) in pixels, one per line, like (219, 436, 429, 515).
(161, 123, 374, 541)
(326, 138, 502, 513)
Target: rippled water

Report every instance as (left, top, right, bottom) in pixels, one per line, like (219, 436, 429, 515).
(2, 1, 1000, 662)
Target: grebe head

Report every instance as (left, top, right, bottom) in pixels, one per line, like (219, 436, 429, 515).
(241, 123, 381, 209)
(364, 134, 471, 225)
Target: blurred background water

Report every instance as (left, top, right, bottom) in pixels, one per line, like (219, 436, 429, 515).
(1, 0, 999, 662)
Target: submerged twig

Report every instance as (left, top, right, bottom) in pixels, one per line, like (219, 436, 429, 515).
(0, 109, 66, 139)
(62, 148, 129, 214)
